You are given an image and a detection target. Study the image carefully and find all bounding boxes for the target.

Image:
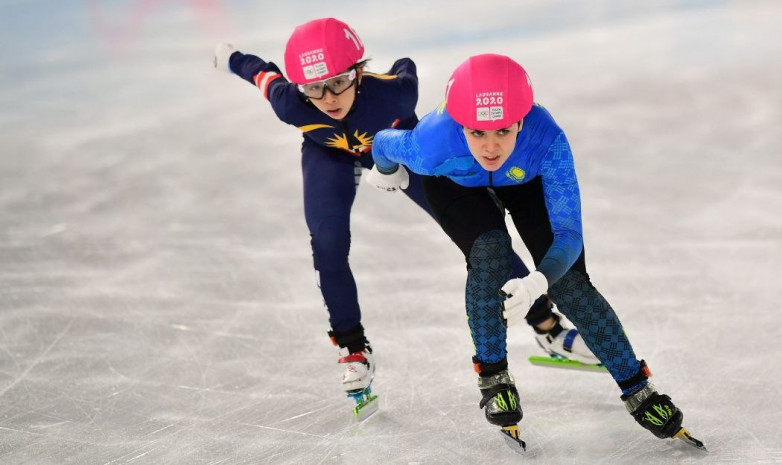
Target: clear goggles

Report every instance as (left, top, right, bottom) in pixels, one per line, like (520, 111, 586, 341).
(297, 68, 357, 99)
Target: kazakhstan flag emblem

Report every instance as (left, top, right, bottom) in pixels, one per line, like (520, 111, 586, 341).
(506, 166, 526, 182)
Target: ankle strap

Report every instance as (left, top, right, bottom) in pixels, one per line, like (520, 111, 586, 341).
(328, 324, 367, 354)
(617, 359, 651, 391)
(472, 356, 508, 376)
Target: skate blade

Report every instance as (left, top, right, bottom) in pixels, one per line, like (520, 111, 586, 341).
(347, 388, 379, 421)
(500, 424, 526, 452)
(528, 355, 606, 372)
(673, 427, 708, 452)
(352, 394, 379, 421)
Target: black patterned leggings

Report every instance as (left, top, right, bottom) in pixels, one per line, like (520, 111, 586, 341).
(422, 175, 645, 394)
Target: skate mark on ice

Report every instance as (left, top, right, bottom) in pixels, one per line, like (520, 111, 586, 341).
(0, 319, 73, 398)
(241, 422, 332, 439)
(243, 407, 370, 440)
(272, 405, 333, 423)
(313, 441, 340, 465)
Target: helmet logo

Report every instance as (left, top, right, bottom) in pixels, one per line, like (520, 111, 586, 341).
(445, 78, 455, 103)
(344, 27, 362, 50)
(475, 92, 504, 122)
(299, 49, 329, 80)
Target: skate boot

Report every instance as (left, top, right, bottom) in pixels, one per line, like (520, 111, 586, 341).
(329, 326, 378, 419)
(477, 368, 525, 450)
(338, 345, 375, 392)
(532, 313, 601, 367)
(621, 373, 706, 450)
(337, 345, 378, 419)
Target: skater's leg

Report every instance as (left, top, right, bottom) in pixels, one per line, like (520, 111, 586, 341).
(497, 179, 598, 363)
(417, 173, 554, 332)
(467, 230, 514, 364)
(302, 142, 362, 338)
(546, 270, 698, 443)
(422, 176, 525, 438)
(465, 231, 525, 432)
(548, 270, 698, 443)
(422, 176, 512, 365)
(497, 178, 696, 443)
(547, 269, 644, 391)
(302, 142, 374, 393)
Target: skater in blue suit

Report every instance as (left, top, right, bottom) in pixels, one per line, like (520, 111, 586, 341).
(367, 53, 703, 448)
(213, 18, 598, 416)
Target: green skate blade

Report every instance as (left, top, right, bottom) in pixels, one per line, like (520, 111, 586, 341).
(674, 427, 708, 452)
(528, 355, 607, 372)
(352, 393, 379, 421)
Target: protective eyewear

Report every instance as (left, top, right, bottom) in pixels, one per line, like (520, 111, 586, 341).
(297, 68, 357, 99)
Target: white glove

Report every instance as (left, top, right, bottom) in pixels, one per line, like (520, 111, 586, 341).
(500, 271, 548, 327)
(214, 42, 236, 73)
(365, 164, 409, 192)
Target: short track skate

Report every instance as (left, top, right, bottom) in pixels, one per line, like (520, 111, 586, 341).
(347, 385, 378, 421)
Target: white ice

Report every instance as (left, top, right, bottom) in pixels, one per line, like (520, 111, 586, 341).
(1, 1, 781, 464)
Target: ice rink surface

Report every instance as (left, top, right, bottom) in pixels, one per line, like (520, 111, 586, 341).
(1, 1, 781, 464)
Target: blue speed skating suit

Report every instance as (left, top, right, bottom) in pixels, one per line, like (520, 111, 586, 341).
(373, 103, 647, 394)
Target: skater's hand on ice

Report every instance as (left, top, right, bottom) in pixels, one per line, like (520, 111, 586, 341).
(214, 42, 236, 73)
(501, 271, 548, 326)
(365, 164, 409, 192)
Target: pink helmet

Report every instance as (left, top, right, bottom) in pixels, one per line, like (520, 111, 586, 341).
(445, 54, 533, 130)
(283, 18, 365, 85)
